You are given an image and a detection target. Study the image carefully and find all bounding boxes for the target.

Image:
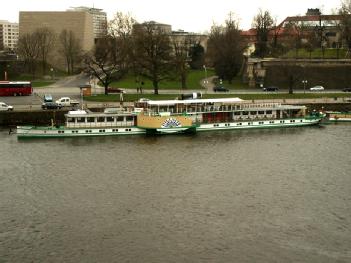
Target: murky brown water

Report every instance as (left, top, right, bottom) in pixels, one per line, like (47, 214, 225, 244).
(0, 124, 350, 262)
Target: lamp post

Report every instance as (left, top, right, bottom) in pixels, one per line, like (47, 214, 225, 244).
(203, 65, 208, 84)
(302, 80, 308, 94)
(50, 68, 54, 80)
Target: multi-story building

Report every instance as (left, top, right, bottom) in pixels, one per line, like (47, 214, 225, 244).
(134, 21, 208, 50)
(19, 11, 95, 51)
(0, 20, 19, 51)
(241, 8, 351, 50)
(67, 6, 107, 39)
(19, 11, 95, 69)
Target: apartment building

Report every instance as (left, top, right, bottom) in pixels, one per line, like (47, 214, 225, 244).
(0, 20, 19, 51)
(68, 6, 107, 39)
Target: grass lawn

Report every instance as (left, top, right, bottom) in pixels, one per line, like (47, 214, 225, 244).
(84, 92, 351, 102)
(32, 81, 55, 87)
(282, 48, 348, 59)
(109, 69, 215, 90)
(214, 76, 249, 90)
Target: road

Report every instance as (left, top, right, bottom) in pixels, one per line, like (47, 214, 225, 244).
(0, 74, 350, 111)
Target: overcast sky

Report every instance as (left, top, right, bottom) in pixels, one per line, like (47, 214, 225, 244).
(1, 0, 342, 32)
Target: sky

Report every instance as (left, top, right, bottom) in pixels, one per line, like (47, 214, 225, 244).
(1, 0, 342, 33)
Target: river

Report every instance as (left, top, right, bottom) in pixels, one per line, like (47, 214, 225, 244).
(0, 124, 350, 262)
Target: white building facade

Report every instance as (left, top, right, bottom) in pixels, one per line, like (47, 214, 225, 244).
(0, 20, 19, 50)
(68, 6, 107, 39)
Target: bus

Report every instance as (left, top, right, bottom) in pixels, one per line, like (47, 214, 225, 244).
(0, 81, 32, 96)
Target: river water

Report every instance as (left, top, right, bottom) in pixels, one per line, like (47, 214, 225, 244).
(0, 124, 350, 263)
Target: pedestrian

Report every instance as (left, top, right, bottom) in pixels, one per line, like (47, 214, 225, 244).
(119, 92, 124, 104)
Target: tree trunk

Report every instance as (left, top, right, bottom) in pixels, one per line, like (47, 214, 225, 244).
(289, 75, 294, 94)
(153, 79, 159, 95)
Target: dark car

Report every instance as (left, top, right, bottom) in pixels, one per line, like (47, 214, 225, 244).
(42, 102, 62, 110)
(342, 87, 351, 92)
(213, 86, 229, 92)
(263, 86, 279, 91)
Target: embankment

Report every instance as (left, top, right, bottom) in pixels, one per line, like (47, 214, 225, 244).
(1, 103, 351, 127)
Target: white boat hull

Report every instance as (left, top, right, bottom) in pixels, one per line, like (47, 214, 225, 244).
(197, 118, 321, 131)
(17, 126, 145, 138)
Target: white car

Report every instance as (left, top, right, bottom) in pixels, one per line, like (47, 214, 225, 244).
(0, 102, 14, 111)
(310, 86, 324, 91)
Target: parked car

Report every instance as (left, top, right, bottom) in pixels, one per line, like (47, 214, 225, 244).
(213, 86, 229, 92)
(0, 102, 13, 111)
(310, 85, 324, 91)
(263, 86, 279, 91)
(43, 94, 53, 102)
(42, 101, 62, 110)
(107, 87, 126, 94)
(342, 87, 351, 92)
(55, 97, 80, 107)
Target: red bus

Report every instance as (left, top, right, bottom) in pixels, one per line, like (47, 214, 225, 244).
(0, 81, 33, 96)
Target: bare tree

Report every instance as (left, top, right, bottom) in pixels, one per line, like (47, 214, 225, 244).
(36, 27, 55, 75)
(339, 0, 351, 56)
(59, 30, 82, 74)
(171, 35, 195, 89)
(286, 20, 308, 58)
(252, 9, 274, 57)
(17, 33, 40, 76)
(84, 12, 135, 95)
(207, 13, 244, 83)
(132, 21, 173, 94)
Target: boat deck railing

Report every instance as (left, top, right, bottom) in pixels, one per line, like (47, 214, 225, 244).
(144, 102, 287, 115)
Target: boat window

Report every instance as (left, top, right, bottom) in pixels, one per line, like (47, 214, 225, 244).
(77, 117, 85, 123)
(106, 116, 114, 122)
(242, 111, 249, 115)
(234, 112, 241, 115)
(97, 117, 105, 122)
(87, 117, 95, 122)
(250, 111, 257, 115)
(117, 116, 124, 122)
(126, 116, 134, 121)
(266, 110, 272, 114)
(258, 111, 265, 114)
(67, 117, 74, 123)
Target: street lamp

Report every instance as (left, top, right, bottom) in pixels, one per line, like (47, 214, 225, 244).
(50, 68, 54, 80)
(302, 80, 308, 94)
(203, 65, 208, 84)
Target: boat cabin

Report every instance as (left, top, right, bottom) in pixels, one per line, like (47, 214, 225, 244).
(65, 111, 137, 128)
(142, 98, 307, 124)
